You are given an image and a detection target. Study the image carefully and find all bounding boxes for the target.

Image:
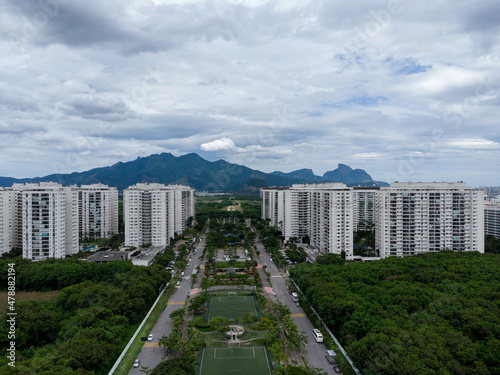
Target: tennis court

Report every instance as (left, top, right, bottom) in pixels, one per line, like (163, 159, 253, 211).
(208, 294, 257, 320)
(199, 347, 272, 375)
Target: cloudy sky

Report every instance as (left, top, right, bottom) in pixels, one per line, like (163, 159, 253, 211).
(1, 0, 499, 186)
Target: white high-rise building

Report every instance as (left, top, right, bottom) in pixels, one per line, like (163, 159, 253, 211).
(79, 184, 119, 239)
(261, 183, 354, 259)
(262, 181, 484, 260)
(12, 182, 79, 260)
(376, 182, 484, 257)
(352, 187, 380, 230)
(0, 188, 15, 255)
(484, 202, 500, 239)
(124, 183, 194, 248)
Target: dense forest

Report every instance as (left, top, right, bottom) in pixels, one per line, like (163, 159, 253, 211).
(0, 258, 171, 374)
(289, 251, 500, 375)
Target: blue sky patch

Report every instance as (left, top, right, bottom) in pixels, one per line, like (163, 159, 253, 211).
(301, 111, 323, 117)
(346, 95, 388, 106)
(386, 57, 432, 75)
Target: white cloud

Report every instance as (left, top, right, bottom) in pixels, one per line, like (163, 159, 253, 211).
(200, 137, 236, 151)
(0, 0, 498, 185)
(445, 138, 499, 149)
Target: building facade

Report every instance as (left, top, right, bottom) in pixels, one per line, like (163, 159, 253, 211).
(376, 182, 484, 257)
(262, 181, 484, 259)
(484, 202, 500, 239)
(124, 183, 194, 248)
(352, 187, 380, 230)
(79, 184, 119, 240)
(0, 188, 15, 255)
(261, 183, 354, 259)
(13, 183, 79, 260)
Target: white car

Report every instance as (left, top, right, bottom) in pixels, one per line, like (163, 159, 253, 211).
(185, 276, 190, 280)
(133, 359, 140, 368)
(148, 334, 154, 341)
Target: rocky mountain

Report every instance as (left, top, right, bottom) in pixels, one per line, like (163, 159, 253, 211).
(0, 153, 387, 191)
(271, 164, 388, 186)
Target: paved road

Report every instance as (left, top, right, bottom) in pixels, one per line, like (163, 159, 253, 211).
(129, 238, 206, 374)
(255, 240, 337, 375)
(129, 235, 338, 374)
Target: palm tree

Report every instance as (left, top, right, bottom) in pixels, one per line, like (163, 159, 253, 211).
(244, 260, 252, 273)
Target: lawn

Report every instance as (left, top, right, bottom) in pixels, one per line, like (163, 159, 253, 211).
(208, 294, 257, 321)
(199, 347, 272, 375)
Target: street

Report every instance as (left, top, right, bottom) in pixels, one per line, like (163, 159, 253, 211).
(128, 235, 338, 375)
(128, 238, 206, 374)
(255, 240, 338, 375)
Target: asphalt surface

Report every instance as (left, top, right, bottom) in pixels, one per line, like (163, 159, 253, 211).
(255, 239, 338, 375)
(128, 238, 206, 374)
(129, 236, 338, 375)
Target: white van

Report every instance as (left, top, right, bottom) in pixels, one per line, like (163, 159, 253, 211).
(312, 328, 323, 343)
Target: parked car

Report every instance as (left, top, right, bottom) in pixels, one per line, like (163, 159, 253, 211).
(186, 276, 190, 280)
(334, 365, 341, 373)
(176, 280, 181, 286)
(148, 334, 154, 341)
(286, 285, 290, 290)
(133, 359, 140, 368)
(296, 302, 300, 307)
(325, 350, 337, 364)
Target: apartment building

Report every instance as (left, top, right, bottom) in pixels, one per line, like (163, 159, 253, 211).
(376, 182, 484, 257)
(12, 182, 79, 260)
(79, 184, 119, 240)
(0, 188, 15, 255)
(261, 183, 354, 259)
(352, 187, 380, 230)
(262, 181, 484, 259)
(484, 202, 500, 239)
(124, 183, 194, 248)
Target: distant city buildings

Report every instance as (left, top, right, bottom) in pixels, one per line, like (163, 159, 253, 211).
(484, 202, 500, 239)
(262, 181, 485, 259)
(79, 184, 119, 240)
(124, 183, 195, 248)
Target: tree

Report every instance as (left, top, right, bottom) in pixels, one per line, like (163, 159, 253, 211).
(226, 267, 236, 280)
(147, 355, 196, 375)
(269, 341, 287, 365)
(209, 316, 230, 333)
(287, 331, 308, 350)
(315, 253, 344, 266)
(187, 293, 209, 314)
(485, 235, 500, 254)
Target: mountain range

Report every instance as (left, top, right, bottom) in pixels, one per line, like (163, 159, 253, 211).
(0, 152, 388, 192)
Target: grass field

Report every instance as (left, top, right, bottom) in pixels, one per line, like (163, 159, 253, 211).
(199, 347, 272, 375)
(208, 294, 257, 320)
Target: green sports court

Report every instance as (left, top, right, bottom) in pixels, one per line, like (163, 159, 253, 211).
(207, 294, 258, 321)
(199, 347, 272, 375)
